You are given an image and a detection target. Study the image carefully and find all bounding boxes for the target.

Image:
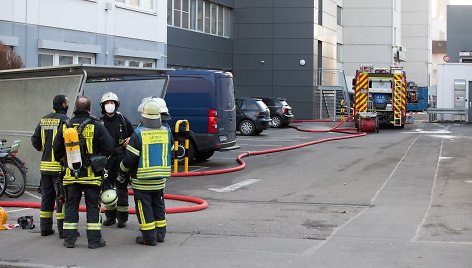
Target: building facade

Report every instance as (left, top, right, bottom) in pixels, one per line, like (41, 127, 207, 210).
(447, 5, 472, 63)
(1, 0, 432, 119)
(0, 0, 167, 68)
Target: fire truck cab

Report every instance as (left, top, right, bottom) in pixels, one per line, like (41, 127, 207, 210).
(353, 65, 407, 128)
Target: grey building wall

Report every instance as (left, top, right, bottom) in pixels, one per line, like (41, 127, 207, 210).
(233, 0, 316, 119)
(0, 21, 167, 68)
(447, 5, 472, 63)
(167, 27, 233, 69)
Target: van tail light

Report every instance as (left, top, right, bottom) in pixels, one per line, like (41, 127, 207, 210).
(208, 109, 218, 134)
(282, 107, 286, 114)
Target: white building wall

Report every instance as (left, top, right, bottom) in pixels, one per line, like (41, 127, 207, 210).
(1, 0, 166, 43)
(401, 0, 432, 88)
(342, 0, 400, 79)
(436, 64, 472, 110)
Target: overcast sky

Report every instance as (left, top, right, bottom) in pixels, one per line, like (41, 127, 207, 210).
(449, 0, 472, 4)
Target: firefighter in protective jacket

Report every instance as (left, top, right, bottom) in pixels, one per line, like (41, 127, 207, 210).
(120, 98, 172, 246)
(31, 95, 69, 238)
(100, 92, 134, 228)
(53, 96, 114, 249)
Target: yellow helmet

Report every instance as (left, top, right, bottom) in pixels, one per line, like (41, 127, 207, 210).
(141, 99, 161, 120)
(0, 207, 7, 230)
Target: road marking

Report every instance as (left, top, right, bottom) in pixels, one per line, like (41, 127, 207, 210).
(208, 179, 261, 193)
(237, 143, 284, 147)
(6, 208, 33, 213)
(25, 190, 41, 200)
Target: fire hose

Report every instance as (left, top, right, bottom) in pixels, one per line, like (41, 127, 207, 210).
(0, 118, 365, 214)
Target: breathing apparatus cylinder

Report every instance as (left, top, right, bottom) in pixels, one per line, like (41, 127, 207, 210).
(63, 127, 82, 176)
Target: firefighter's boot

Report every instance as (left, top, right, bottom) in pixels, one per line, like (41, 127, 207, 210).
(103, 210, 116, 226)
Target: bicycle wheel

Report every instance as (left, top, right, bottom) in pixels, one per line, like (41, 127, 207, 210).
(3, 159, 26, 198)
(0, 163, 6, 197)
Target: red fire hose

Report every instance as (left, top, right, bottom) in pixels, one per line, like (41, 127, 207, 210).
(0, 118, 365, 214)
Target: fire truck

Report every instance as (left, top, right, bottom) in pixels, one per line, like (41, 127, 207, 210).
(353, 65, 407, 131)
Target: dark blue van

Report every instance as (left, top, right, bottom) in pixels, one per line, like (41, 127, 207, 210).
(165, 70, 237, 162)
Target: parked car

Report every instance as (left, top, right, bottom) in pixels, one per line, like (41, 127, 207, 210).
(165, 69, 238, 162)
(235, 98, 271, 136)
(258, 97, 294, 128)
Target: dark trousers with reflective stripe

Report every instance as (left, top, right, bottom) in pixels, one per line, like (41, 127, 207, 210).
(134, 189, 166, 243)
(40, 174, 64, 233)
(104, 155, 129, 222)
(64, 184, 102, 245)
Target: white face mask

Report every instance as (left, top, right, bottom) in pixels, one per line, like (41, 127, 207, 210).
(105, 103, 116, 114)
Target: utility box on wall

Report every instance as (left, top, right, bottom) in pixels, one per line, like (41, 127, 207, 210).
(454, 79, 466, 110)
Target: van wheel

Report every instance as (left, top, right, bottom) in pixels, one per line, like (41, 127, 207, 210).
(271, 115, 283, 128)
(195, 150, 215, 161)
(239, 120, 256, 136)
(177, 138, 196, 164)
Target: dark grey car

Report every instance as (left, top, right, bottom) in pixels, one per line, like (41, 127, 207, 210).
(236, 98, 271, 136)
(258, 97, 294, 128)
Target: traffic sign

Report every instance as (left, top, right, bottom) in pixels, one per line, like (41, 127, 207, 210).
(443, 55, 450, 62)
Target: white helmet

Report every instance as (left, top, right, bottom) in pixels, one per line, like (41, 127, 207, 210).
(153, 98, 169, 114)
(101, 188, 118, 208)
(100, 92, 120, 106)
(141, 99, 161, 120)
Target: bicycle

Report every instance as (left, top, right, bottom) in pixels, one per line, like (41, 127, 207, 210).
(0, 162, 6, 197)
(0, 139, 27, 198)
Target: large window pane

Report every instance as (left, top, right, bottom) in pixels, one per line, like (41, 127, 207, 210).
(217, 5, 223, 36)
(38, 54, 53, 67)
(204, 1, 210, 33)
(190, 0, 196, 30)
(143, 62, 154, 68)
(174, 0, 181, 27)
(211, 4, 217, 34)
(114, 59, 125, 66)
(197, 0, 203, 31)
(129, 60, 140, 67)
(59, 55, 73, 65)
(223, 7, 230, 37)
(167, 0, 172, 25)
(182, 0, 189, 29)
(78, 57, 92, 64)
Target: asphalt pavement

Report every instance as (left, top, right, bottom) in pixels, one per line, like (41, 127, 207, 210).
(1, 114, 471, 267)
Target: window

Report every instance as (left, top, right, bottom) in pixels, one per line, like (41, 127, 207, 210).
(38, 51, 95, 67)
(318, 0, 323, 25)
(174, 0, 181, 27)
(204, 1, 210, 33)
(197, 0, 203, 31)
(38, 54, 53, 67)
(337, 43, 343, 63)
(337, 6, 342, 26)
(211, 4, 217, 34)
(114, 57, 155, 68)
(168, 0, 231, 38)
(182, 0, 189, 29)
(190, 0, 196, 30)
(116, 0, 154, 11)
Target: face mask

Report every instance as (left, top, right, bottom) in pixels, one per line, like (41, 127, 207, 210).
(105, 103, 115, 114)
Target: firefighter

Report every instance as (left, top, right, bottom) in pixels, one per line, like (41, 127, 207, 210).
(120, 98, 172, 246)
(137, 97, 171, 129)
(100, 92, 134, 228)
(53, 96, 114, 249)
(31, 95, 69, 238)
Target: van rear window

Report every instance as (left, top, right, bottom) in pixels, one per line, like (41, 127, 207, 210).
(218, 77, 235, 110)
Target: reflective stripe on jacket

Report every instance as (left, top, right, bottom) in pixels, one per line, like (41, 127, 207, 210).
(128, 127, 171, 191)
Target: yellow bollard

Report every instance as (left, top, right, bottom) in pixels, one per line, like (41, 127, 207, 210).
(173, 120, 190, 173)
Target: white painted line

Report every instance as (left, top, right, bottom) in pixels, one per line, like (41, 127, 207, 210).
(208, 179, 261, 193)
(412, 127, 447, 242)
(190, 166, 209, 172)
(439, 156, 452, 160)
(464, 180, 472, 184)
(25, 190, 41, 200)
(6, 208, 33, 213)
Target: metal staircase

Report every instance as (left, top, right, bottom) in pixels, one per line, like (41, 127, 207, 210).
(313, 69, 351, 120)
